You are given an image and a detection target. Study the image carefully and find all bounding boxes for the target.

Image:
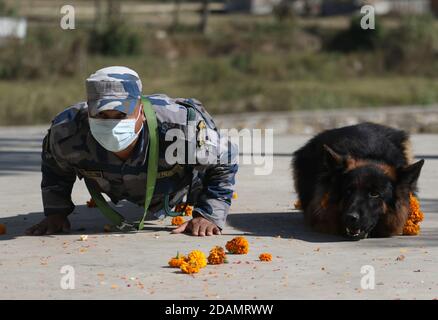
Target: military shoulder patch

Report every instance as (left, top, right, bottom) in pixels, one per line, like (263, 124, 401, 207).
(197, 120, 207, 147)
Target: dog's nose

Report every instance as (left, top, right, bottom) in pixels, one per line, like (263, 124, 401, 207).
(346, 212, 360, 225)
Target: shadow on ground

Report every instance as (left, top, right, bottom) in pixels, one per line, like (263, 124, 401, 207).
(0, 135, 43, 176)
(0, 202, 174, 241)
(227, 198, 438, 245)
(0, 150, 41, 176)
(227, 211, 346, 243)
(1, 193, 437, 245)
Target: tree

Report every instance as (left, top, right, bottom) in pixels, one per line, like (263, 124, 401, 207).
(172, 0, 182, 30)
(273, 0, 294, 22)
(107, 0, 121, 23)
(0, 0, 15, 15)
(199, 0, 209, 33)
(94, 0, 104, 30)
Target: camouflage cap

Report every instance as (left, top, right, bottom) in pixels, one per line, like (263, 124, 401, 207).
(86, 66, 142, 117)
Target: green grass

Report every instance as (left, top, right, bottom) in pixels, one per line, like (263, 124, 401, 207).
(1, 14, 438, 125)
(2, 68, 438, 126)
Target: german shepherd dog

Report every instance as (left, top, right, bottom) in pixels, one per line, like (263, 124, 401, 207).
(292, 123, 424, 240)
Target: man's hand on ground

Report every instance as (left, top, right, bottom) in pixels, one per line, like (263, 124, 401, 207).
(25, 214, 70, 236)
(171, 216, 221, 236)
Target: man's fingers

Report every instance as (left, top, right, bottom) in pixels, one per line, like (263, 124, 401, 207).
(171, 221, 189, 234)
(206, 225, 214, 236)
(171, 218, 221, 237)
(191, 222, 201, 236)
(198, 224, 208, 237)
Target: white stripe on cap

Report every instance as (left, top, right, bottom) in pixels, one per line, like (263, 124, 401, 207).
(86, 66, 142, 92)
(98, 100, 123, 112)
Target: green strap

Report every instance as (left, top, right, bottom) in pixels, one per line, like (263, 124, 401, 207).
(138, 96, 159, 230)
(85, 181, 123, 225)
(86, 96, 159, 231)
(164, 194, 184, 217)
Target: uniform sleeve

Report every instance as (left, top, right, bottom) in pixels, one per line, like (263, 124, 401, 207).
(190, 109, 239, 230)
(41, 129, 77, 216)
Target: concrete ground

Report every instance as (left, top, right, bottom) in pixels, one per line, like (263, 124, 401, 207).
(0, 126, 437, 300)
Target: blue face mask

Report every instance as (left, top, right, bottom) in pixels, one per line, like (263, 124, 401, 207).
(89, 109, 143, 152)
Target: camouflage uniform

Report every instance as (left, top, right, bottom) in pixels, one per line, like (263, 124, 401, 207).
(41, 91, 238, 230)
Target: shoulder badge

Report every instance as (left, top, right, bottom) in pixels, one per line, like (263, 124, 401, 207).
(197, 120, 207, 148)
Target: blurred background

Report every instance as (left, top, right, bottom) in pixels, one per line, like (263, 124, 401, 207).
(0, 0, 438, 127)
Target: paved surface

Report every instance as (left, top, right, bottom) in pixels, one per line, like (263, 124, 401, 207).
(214, 105, 438, 134)
(0, 126, 437, 299)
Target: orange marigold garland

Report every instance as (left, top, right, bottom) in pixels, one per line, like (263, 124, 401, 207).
(403, 193, 424, 236)
(259, 253, 272, 262)
(208, 246, 227, 265)
(225, 236, 249, 254)
(171, 216, 185, 226)
(295, 192, 424, 235)
(168, 252, 186, 268)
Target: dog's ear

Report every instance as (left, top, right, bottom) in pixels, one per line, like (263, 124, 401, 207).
(397, 159, 425, 189)
(323, 144, 349, 170)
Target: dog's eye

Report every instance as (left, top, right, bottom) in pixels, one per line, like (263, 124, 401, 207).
(369, 191, 380, 198)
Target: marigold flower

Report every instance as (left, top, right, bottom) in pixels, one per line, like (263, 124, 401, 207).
(171, 216, 185, 226)
(86, 198, 97, 208)
(180, 260, 200, 274)
(259, 253, 272, 262)
(226, 236, 249, 254)
(403, 194, 424, 236)
(208, 246, 227, 265)
(0, 223, 6, 235)
(184, 206, 193, 216)
(168, 252, 186, 268)
(187, 250, 207, 268)
(175, 203, 193, 216)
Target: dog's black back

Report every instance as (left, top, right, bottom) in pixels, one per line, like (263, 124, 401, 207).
(292, 122, 410, 211)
